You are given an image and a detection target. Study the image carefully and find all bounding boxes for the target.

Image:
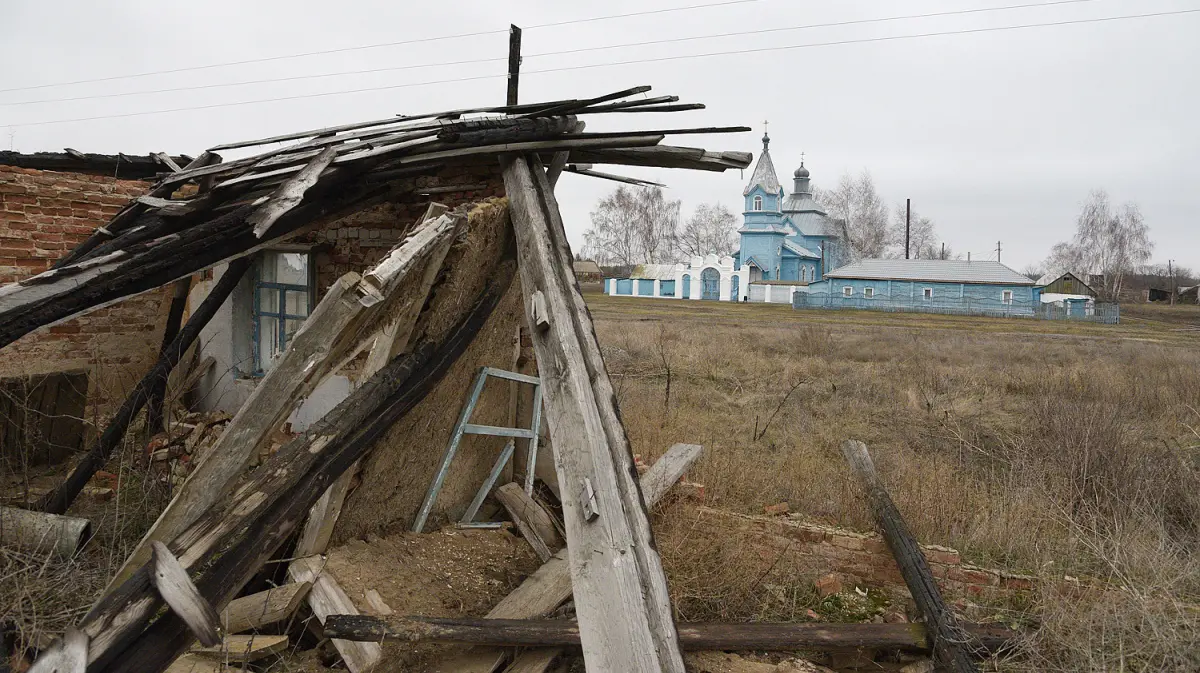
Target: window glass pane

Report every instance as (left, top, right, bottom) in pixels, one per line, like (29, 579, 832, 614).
(261, 251, 309, 286)
(258, 316, 281, 371)
(258, 287, 280, 313)
(285, 290, 309, 317)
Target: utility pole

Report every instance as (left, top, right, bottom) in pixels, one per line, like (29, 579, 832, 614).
(1169, 259, 1176, 306)
(507, 25, 523, 106)
(904, 198, 911, 260)
(996, 241, 1001, 263)
(940, 242, 945, 260)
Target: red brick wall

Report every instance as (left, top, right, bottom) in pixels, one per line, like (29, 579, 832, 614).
(0, 165, 171, 411)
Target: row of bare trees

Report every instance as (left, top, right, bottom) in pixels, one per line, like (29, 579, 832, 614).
(1041, 190, 1154, 300)
(818, 171, 956, 263)
(582, 186, 739, 267)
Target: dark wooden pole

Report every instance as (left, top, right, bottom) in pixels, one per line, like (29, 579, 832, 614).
(145, 277, 192, 433)
(905, 198, 911, 260)
(840, 440, 980, 672)
(507, 24, 522, 106)
(38, 258, 251, 515)
(321, 615, 1017, 655)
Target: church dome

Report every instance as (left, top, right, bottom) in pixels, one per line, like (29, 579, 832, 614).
(794, 164, 810, 179)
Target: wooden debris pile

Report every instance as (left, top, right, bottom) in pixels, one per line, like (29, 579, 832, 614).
(143, 411, 253, 487)
(2, 84, 1017, 673)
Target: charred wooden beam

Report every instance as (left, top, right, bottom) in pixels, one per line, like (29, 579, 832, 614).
(37, 257, 252, 515)
(438, 116, 575, 145)
(146, 277, 193, 433)
(322, 615, 1018, 655)
(841, 440, 981, 672)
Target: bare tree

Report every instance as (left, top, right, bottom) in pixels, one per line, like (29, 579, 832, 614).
(583, 186, 681, 266)
(677, 203, 738, 259)
(1044, 190, 1153, 300)
(822, 171, 889, 263)
(1021, 264, 1044, 281)
(887, 202, 939, 259)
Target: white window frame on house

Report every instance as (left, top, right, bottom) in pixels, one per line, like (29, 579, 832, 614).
(864, 287, 874, 298)
(1002, 289, 1013, 305)
(923, 287, 933, 300)
(843, 286, 853, 297)
(252, 249, 314, 375)
(753, 195, 763, 211)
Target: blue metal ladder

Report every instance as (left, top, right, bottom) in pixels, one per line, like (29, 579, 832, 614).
(411, 366, 543, 533)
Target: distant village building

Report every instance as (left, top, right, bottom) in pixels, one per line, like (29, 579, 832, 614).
(801, 259, 1040, 316)
(605, 132, 841, 302)
(1035, 271, 1096, 297)
(572, 260, 604, 283)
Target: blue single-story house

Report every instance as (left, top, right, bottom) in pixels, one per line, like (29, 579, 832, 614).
(798, 259, 1040, 316)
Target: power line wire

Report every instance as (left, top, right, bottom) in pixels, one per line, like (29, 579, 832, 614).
(0, 0, 763, 94)
(0, 0, 1117, 108)
(4, 7, 1196, 128)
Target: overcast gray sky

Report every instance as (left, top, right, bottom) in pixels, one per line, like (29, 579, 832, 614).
(2, 0, 1197, 273)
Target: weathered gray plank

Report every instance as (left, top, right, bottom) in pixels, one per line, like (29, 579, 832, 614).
(288, 556, 381, 673)
(221, 582, 311, 634)
(150, 542, 221, 647)
(504, 153, 686, 673)
(248, 146, 338, 238)
(190, 635, 288, 662)
(495, 483, 560, 563)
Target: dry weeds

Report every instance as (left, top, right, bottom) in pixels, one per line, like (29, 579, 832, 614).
(596, 298, 1200, 671)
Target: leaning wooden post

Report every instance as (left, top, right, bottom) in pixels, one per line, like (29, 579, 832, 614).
(502, 154, 685, 673)
(146, 277, 192, 433)
(38, 256, 253, 515)
(840, 440, 980, 672)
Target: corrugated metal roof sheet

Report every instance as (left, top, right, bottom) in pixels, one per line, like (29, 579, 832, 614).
(825, 259, 1037, 285)
(573, 260, 603, 275)
(782, 240, 819, 259)
(788, 211, 838, 237)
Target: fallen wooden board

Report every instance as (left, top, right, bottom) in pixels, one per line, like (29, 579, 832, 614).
(495, 482, 561, 563)
(323, 616, 1018, 655)
(150, 542, 221, 647)
(288, 556, 381, 673)
(164, 653, 246, 673)
(221, 582, 311, 634)
(191, 634, 288, 662)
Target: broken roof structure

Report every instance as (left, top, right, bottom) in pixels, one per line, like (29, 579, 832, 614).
(6, 86, 756, 673)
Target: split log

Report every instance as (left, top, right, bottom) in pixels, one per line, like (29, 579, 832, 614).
(68, 246, 515, 673)
(110, 207, 460, 588)
(504, 153, 684, 672)
(288, 556, 381, 672)
(494, 483, 561, 563)
(0, 506, 91, 558)
(164, 654, 246, 673)
(190, 635, 288, 662)
(38, 256, 252, 515)
(444, 442, 702, 673)
(840, 440, 980, 672)
(146, 277, 193, 433)
(221, 582, 311, 634)
(322, 616, 1018, 655)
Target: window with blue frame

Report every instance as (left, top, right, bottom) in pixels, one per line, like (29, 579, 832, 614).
(253, 251, 312, 374)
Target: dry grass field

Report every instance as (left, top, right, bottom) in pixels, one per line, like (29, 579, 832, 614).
(591, 292, 1200, 671)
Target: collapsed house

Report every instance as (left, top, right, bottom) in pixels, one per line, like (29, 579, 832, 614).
(1, 87, 1015, 673)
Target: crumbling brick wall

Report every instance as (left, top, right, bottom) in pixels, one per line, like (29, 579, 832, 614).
(0, 165, 171, 413)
